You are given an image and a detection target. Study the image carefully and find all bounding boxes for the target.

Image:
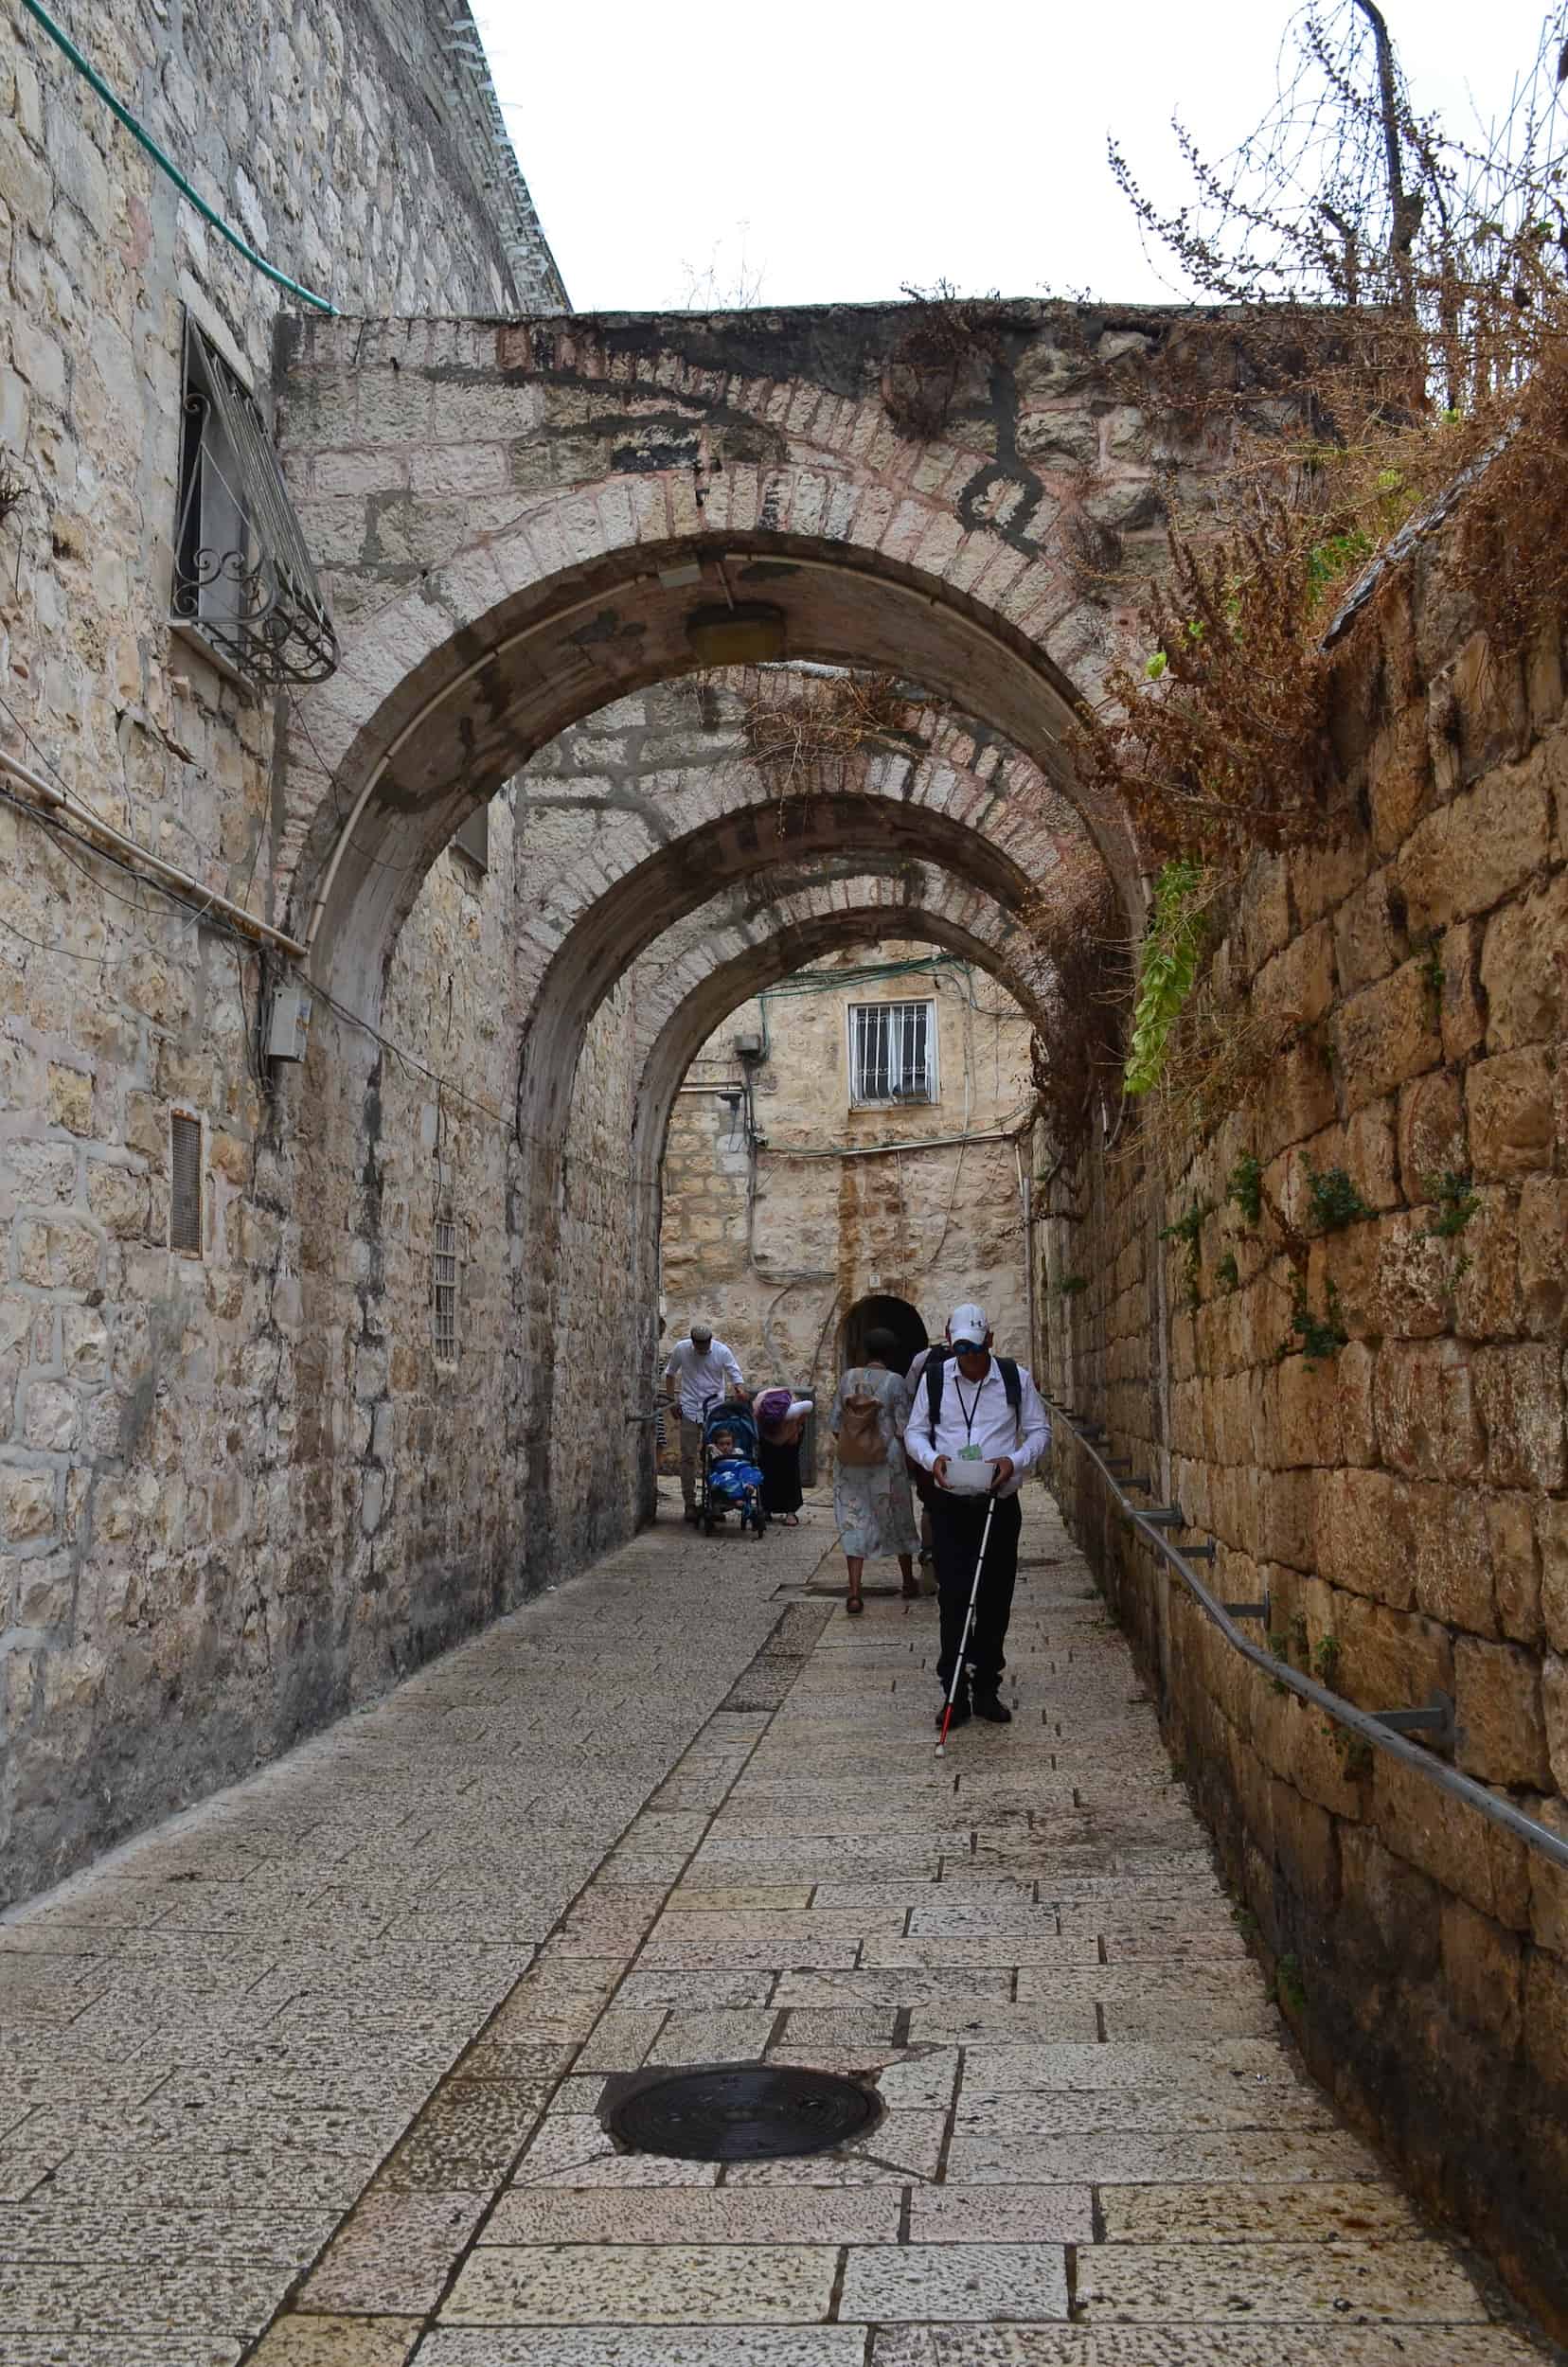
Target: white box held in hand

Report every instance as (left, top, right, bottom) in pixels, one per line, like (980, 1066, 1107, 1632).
(942, 1458, 997, 1495)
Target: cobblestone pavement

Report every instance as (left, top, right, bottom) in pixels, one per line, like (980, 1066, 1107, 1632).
(0, 1488, 1554, 2364)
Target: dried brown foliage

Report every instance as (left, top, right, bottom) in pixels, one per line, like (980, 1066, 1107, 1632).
(881, 282, 1023, 439)
(739, 668, 911, 792)
(1077, 502, 1342, 864)
(1020, 844, 1129, 1165)
(1061, 510, 1127, 602)
(1450, 329, 1568, 654)
(0, 456, 24, 528)
(1084, 4, 1568, 877)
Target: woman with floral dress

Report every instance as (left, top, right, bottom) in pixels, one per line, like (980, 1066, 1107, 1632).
(829, 1327, 919, 1613)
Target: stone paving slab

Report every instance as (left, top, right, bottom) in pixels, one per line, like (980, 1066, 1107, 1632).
(1096, 2180, 1423, 2242)
(441, 2241, 841, 2323)
(416, 2335, 868, 2366)
(867, 2332, 1548, 2365)
(842, 2242, 1070, 2322)
(1075, 2238, 1490, 2323)
(483, 2188, 903, 2245)
(248, 2320, 423, 2367)
(0, 2342, 244, 2367)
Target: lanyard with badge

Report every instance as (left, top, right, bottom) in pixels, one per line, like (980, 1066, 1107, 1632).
(953, 1371, 985, 1461)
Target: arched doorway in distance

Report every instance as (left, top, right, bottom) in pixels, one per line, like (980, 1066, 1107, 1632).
(840, 1293, 929, 1378)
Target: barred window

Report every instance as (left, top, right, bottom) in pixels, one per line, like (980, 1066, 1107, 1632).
(169, 1112, 203, 1256)
(432, 1219, 461, 1361)
(847, 1000, 937, 1108)
(171, 319, 338, 686)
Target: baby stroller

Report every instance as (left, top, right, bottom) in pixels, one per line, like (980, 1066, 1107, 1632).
(700, 1397, 769, 1538)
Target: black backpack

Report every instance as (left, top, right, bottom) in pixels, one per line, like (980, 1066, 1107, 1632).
(924, 1344, 1022, 1433)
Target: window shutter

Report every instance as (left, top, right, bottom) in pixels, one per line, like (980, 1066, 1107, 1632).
(453, 803, 490, 871)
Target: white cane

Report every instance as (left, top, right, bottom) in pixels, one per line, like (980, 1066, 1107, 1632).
(935, 1490, 996, 1757)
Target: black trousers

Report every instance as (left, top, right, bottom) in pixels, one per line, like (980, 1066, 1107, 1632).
(931, 1489, 1022, 1696)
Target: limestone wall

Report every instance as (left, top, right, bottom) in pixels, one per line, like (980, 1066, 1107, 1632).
(1045, 551, 1568, 2326)
(0, 0, 573, 1902)
(659, 944, 1036, 1404)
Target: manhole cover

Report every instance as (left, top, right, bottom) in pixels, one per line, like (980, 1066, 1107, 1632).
(604, 2064, 878, 2162)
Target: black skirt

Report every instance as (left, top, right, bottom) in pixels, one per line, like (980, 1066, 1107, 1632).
(757, 1435, 804, 1516)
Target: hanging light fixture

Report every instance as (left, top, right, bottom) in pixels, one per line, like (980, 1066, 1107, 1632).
(685, 602, 786, 666)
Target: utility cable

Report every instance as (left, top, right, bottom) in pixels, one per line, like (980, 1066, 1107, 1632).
(20, 0, 337, 314)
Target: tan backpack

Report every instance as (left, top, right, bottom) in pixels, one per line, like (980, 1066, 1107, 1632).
(835, 1370, 887, 1468)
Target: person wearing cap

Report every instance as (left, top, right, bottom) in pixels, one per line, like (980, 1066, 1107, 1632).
(903, 1302, 1051, 1727)
(665, 1324, 746, 1524)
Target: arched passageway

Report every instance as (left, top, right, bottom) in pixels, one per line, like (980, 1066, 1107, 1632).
(165, 297, 1157, 1895)
(269, 306, 1165, 1633)
(276, 298, 1240, 1013)
(841, 1293, 929, 1376)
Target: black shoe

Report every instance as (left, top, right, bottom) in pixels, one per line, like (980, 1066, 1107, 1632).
(936, 1692, 971, 1731)
(684, 1506, 700, 1525)
(973, 1691, 1012, 1724)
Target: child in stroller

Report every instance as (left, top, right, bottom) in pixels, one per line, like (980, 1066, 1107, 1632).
(701, 1397, 769, 1536)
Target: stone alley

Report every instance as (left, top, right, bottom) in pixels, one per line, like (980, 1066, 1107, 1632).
(5, 0, 1568, 2350)
(0, 1484, 1552, 2363)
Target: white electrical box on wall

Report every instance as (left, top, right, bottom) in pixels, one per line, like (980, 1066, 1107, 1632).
(266, 985, 312, 1061)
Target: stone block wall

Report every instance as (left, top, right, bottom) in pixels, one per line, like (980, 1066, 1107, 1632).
(0, 0, 578, 1901)
(548, 981, 652, 1548)
(1042, 548, 1568, 2328)
(660, 944, 1036, 1404)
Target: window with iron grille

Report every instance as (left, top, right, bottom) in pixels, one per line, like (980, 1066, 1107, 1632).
(432, 1219, 461, 1361)
(171, 320, 338, 687)
(847, 1000, 937, 1108)
(169, 1112, 203, 1256)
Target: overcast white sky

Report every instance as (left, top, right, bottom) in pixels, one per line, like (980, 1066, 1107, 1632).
(476, 0, 1555, 312)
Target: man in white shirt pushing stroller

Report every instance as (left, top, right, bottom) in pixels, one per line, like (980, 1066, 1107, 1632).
(665, 1322, 747, 1525)
(903, 1303, 1051, 1731)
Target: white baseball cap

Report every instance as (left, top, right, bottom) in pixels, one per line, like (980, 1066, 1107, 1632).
(948, 1303, 989, 1348)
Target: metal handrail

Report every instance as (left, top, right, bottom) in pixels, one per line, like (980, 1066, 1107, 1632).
(1048, 1401, 1568, 1876)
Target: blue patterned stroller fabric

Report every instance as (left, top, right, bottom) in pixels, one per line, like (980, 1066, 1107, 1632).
(707, 1452, 764, 1503)
(700, 1397, 768, 1531)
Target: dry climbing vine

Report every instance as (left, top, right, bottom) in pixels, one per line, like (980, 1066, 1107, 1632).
(1020, 843, 1128, 1166)
(739, 670, 913, 818)
(880, 282, 1024, 440)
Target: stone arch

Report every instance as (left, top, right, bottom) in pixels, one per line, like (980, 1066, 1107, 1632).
(508, 674, 1087, 1016)
(626, 879, 1050, 1190)
(608, 886, 1051, 1527)
(277, 300, 1197, 1004)
(284, 509, 1128, 1013)
(518, 794, 1058, 1155)
(841, 1294, 929, 1377)
(271, 290, 1202, 1657)
(288, 719, 1079, 1622)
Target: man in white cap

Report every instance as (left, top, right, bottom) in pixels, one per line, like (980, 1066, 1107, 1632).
(665, 1322, 746, 1524)
(904, 1302, 1050, 1727)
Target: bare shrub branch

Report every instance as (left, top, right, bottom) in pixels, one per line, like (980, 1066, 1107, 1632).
(739, 669, 916, 818)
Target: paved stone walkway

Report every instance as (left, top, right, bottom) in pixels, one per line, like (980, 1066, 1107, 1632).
(0, 1487, 1554, 2364)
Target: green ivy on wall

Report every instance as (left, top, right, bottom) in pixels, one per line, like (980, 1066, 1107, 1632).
(1124, 860, 1208, 1097)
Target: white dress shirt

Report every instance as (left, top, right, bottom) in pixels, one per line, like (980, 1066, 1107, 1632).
(665, 1337, 745, 1421)
(903, 1352, 1051, 1500)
